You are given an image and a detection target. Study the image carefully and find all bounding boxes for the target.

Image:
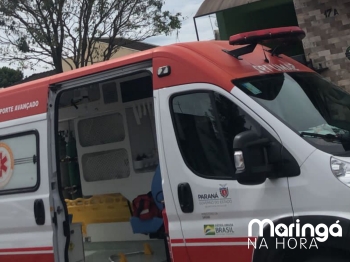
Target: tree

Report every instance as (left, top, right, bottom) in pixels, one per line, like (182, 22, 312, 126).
(0, 66, 23, 87)
(0, 0, 183, 73)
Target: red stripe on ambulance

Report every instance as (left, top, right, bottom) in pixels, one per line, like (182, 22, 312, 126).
(0, 246, 53, 253)
(185, 237, 255, 243)
(0, 83, 48, 123)
(0, 246, 54, 262)
(169, 238, 255, 262)
(0, 253, 54, 262)
(173, 245, 253, 261)
(170, 237, 256, 244)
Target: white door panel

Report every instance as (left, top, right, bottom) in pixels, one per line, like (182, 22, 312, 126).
(159, 83, 294, 262)
(0, 114, 54, 261)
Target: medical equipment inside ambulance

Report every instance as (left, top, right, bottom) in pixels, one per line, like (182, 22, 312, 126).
(56, 74, 167, 262)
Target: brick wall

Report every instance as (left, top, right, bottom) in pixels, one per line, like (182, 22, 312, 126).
(293, 0, 350, 91)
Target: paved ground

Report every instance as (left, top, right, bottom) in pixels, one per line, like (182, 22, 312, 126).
(84, 240, 167, 262)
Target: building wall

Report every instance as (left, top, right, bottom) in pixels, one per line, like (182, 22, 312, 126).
(216, 0, 304, 58)
(62, 43, 139, 72)
(293, 0, 350, 91)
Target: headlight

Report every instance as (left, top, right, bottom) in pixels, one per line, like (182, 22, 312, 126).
(330, 157, 350, 187)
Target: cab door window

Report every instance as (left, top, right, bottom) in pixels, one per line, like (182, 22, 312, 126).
(170, 91, 259, 180)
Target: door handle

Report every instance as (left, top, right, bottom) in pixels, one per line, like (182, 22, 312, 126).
(177, 183, 194, 213)
(34, 199, 45, 225)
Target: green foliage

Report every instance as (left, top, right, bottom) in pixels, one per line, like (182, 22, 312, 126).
(0, 0, 184, 73)
(0, 66, 23, 87)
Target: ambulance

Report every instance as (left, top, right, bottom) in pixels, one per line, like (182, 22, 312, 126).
(0, 26, 349, 262)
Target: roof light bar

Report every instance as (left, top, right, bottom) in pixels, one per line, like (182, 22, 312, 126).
(224, 26, 306, 60)
(229, 26, 305, 46)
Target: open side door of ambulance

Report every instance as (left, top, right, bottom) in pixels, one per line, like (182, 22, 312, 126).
(47, 60, 186, 262)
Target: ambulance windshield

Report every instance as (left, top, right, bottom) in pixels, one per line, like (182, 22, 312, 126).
(233, 72, 350, 156)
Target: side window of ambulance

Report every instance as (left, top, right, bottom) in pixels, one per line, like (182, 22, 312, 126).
(171, 91, 259, 179)
(0, 131, 39, 194)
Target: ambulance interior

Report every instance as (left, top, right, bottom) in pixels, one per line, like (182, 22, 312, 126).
(56, 71, 169, 262)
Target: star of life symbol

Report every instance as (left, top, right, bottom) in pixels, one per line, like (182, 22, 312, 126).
(0, 151, 9, 177)
(0, 142, 14, 189)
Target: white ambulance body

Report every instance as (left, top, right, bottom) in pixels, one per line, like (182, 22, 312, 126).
(0, 27, 349, 262)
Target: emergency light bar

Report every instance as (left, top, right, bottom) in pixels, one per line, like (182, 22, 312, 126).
(224, 26, 306, 60)
(229, 26, 305, 45)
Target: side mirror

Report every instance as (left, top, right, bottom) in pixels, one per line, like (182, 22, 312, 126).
(233, 130, 273, 185)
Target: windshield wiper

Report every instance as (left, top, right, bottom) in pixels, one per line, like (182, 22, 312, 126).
(300, 132, 339, 141)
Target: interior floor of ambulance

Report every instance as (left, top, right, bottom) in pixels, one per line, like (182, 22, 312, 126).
(56, 73, 169, 262)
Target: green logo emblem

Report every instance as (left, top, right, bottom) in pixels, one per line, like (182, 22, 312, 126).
(204, 225, 215, 235)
